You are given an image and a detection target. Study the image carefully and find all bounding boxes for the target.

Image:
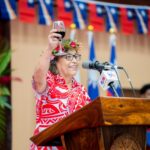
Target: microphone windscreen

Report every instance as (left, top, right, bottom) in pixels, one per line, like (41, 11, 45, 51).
(82, 61, 91, 69)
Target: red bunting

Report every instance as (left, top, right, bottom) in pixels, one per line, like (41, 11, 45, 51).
(18, 0, 35, 23)
(56, 0, 73, 27)
(120, 8, 135, 35)
(88, 4, 104, 32)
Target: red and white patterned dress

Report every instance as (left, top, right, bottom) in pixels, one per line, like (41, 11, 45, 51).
(30, 71, 91, 150)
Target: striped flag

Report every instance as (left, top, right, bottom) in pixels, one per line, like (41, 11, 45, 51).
(88, 4, 105, 32)
(0, 0, 16, 20)
(105, 6, 119, 32)
(72, 1, 87, 29)
(38, 0, 54, 25)
(135, 9, 148, 34)
(120, 8, 135, 35)
(107, 32, 121, 96)
(87, 31, 99, 100)
(56, 0, 73, 27)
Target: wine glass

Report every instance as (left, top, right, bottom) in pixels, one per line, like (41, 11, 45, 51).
(52, 21, 66, 55)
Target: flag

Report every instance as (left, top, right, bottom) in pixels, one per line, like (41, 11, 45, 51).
(105, 6, 119, 32)
(135, 9, 148, 34)
(56, 0, 73, 27)
(107, 33, 121, 96)
(87, 31, 99, 100)
(0, 0, 16, 20)
(27, 0, 34, 7)
(38, 0, 54, 25)
(18, 0, 35, 23)
(72, 1, 87, 29)
(70, 26, 80, 82)
(120, 8, 135, 35)
(88, 4, 104, 32)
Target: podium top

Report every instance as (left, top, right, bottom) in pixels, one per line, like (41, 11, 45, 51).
(30, 96, 150, 146)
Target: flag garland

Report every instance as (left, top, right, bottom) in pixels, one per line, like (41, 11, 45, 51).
(1, 0, 150, 35)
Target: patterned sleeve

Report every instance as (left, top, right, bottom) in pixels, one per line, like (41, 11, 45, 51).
(32, 71, 54, 96)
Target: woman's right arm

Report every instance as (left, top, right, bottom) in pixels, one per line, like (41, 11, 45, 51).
(33, 29, 61, 93)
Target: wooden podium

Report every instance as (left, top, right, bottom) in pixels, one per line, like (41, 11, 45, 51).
(30, 97, 150, 150)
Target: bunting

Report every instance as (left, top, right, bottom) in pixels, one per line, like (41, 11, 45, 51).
(0, 0, 150, 35)
(56, 0, 73, 27)
(0, 0, 17, 20)
(135, 9, 148, 34)
(72, 1, 87, 29)
(87, 29, 99, 100)
(88, 4, 104, 31)
(18, 0, 35, 23)
(105, 6, 118, 32)
(38, 0, 53, 25)
(120, 8, 135, 35)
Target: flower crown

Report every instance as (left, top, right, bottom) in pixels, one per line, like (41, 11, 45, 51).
(52, 39, 80, 55)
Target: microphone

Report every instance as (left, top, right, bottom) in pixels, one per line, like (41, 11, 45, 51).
(99, 70, 118, 90)
(82, 61, 123, 72)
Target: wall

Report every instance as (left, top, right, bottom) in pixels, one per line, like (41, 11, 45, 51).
(11, 20, 150, 150)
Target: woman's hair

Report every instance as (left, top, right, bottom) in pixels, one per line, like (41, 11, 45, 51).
(49, 57, 59, 75)
(140, 84, 150, 95)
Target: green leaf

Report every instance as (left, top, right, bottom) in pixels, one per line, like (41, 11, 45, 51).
(0, 96, 11, 109)
(0, 50, 11, 76)
(0, 86, 10, 96)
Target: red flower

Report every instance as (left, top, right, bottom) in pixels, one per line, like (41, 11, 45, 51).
(55, 45, 60, 52)
(70, 41, 76, 48)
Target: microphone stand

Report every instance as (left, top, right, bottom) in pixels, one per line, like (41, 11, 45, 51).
(109, 82, 119, 97)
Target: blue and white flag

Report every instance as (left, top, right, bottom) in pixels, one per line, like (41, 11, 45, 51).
(105, 6, 118, 32)
(72, 1, 87, 29)
(87, 31, 99, 100)
(135, 9, 148, 34)
(38, 0, 54, 25)
(70, 28, 81, 82)
(107, 33, 121, 96)
(0, 0, 17, 20)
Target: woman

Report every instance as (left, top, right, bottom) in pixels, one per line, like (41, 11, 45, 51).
(30, 29, 91, 150)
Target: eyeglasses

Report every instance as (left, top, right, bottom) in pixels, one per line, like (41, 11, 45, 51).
(63, 54, 81, 61)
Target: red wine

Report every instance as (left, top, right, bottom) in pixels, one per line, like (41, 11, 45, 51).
(55, 31, 65, 39)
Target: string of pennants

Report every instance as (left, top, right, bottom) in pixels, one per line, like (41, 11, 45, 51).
(0, 0, 150, 35)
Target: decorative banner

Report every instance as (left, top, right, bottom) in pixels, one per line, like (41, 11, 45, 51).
(38, 0, 53, 25)
(0, 0, 17, 20)
(27, 0, 34, 7)
(87, 28, 99, 100)
(105, 6, 118, 32)
(0, 0, 150, 35)
(88, 4, 105, 31)
(120, 8, 135, 35)
(73, 1, 87, 29)
(135, 9, 148, 34)
(56, 0, 73, 27)
(19, 0, 35, 23)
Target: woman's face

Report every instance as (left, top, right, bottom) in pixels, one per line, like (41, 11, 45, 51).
(56, 50, 81, 78)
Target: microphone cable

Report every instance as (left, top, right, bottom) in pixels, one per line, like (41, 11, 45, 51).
(121, 67, 137, 97)
(113, 67, 125, 97)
